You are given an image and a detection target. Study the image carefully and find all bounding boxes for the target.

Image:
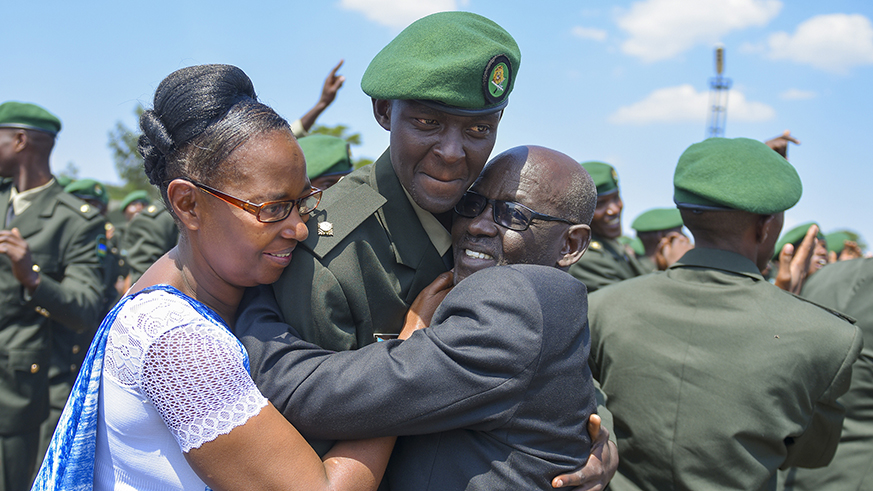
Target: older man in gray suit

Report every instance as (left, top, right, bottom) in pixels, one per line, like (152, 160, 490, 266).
(237, 145, 605, 490)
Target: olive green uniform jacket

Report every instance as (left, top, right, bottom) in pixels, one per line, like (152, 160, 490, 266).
(121, 203, 178, 284)
(588, 248, 862, 491)
(568, 235, 648, 292)
(779, 258, 873, 491)
(269, 149, 447, 352)
(0, 179, 106, 435)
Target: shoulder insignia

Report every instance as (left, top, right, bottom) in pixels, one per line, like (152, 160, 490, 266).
(56, 192, 100, 219)
(589, 240, 602, 251)
(308, 183, 387, 259)
(147, 204, 158, 213)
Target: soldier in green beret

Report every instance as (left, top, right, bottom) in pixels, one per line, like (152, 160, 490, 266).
(567, 161, 649, 291)
(772, 221, 828, 276)
(777, 257, 873, 490)
(587, 137, 862, 490)
(119, 189, 151, 222)
(298, 134, 353, 190)
(824, 229, 865, 262)
(630, 207, 692, 272)
(0, 101, 106, 489)
(237, 11, 614, 488)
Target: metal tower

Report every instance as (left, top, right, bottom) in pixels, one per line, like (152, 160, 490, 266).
(707, 45, 732, 138)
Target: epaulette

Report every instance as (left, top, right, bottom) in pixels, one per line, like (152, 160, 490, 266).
(306, 182, 387, 259)
(142, 203, 168, 218)
(785, 291, 856, 324)
(56, 192, 101, 219)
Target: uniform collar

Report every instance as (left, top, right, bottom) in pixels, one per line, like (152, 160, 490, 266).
(9, 178, 56, 216)
(670, 248, 764, 280)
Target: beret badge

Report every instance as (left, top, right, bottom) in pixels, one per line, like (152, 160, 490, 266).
(483, 54, 511, 105)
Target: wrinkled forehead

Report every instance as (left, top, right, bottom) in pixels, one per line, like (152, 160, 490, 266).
(472, 158, 559, 210)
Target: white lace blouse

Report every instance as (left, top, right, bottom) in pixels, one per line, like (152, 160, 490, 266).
(93, 288, 268, 490)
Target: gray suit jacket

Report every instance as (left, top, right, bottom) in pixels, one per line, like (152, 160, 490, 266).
(237, 264, 597, 490)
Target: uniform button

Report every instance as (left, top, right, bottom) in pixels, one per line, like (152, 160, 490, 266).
(80, 204, 90, 213)
(35, 306, 50, 318)
(30, 364, 39, 374)
(70, 364, 77, 372)
(72, 345, 81, 355)
(32, 264, 41, 273)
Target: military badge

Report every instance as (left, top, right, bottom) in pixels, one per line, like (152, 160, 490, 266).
(483, 54, 511, 105)
(318, 221, 334, 237)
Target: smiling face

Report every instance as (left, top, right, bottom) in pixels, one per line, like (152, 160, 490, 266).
(196, 129, 312, 288)
(590, 190, 623, 239)
(452, 147, 579, 285)
(376, 99, 501, 214)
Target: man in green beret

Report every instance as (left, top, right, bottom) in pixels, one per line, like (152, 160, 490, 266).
(119, 189, 151, 222)
(772, 221, 828, 278)
(298, 134, 353, 190)
(824, 230, 865, 262)
(587, 137, 862, 490)
(630, 207, 692, 272)
(238, 11, 614, 488)
(567, 161, 648, 291)
(777, 257, 873, 490)
(0, 101, 106, 489)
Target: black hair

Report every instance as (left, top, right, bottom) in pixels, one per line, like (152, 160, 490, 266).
(138, 64, 290, 214)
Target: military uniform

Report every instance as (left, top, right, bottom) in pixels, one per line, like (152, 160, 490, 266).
(0, 179, 106, 489)
(589, 248, 862, 491)
(779, 258, 873, 490)
(268, 149, 447, 351)
(121, 203, 178, 284)
(568, 235, 648, 292)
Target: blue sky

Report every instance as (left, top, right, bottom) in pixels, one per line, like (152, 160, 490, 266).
(4, 0, 871, 243)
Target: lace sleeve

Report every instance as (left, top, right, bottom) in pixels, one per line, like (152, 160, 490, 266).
(141, 321, 268, 452)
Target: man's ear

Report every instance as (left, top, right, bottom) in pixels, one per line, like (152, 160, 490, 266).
(372, 99, 392, 131)
(755, 213, 779, 245)
(167, 179, 201, 232)
(557, 224, 592, 268)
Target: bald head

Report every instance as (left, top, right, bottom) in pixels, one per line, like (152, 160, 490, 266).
(451, 145, 596, 284)
(477, 145, 597, 225)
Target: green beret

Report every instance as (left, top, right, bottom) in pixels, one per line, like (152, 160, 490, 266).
(825, 231, 852, 255)
(120, 190, 151, 211)
(0, 101, 62, 135)
(580, 161, 619, 196)
(65, 178, 109, 206)
(361, 11, 521, 115)
(772, 222, 822, 260)
(624, 236, 645, 257)
(298, 135, 353, 180)
(631, 207, 684, 233)
(55, 175, 74, 188)
(673, 137, 802, 214)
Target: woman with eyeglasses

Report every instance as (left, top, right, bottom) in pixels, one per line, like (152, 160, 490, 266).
(32, 64, 394, 491)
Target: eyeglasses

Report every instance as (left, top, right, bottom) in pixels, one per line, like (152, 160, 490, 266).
(175, 178, 322, 223)
(454, 191, 575, 231)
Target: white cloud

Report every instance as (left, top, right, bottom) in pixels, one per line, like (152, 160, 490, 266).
(572, 26, 608, 42)
(339, 0, 459, 28)
(766, 13, 873, 74)
(608, 84, 775, 124)
(779, 88, 817, 100)
(617, 0, 782, 62)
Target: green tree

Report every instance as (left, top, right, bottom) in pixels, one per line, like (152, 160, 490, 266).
(108, 104, 151, 191)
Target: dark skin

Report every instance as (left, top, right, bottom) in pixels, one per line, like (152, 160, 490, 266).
(764, 130, 800, 159)
(298, 60, 346, 133)
(590, 190, 623, 240)
(681, 209, 784, 273)
(401, 146, 619, 491)
(0, 127, 56, 293)
(372, 99, 501, 227)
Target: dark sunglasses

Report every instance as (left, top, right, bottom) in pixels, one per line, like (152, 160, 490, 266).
(454, 191, 575, 231)
(172, 178, 322, 223)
